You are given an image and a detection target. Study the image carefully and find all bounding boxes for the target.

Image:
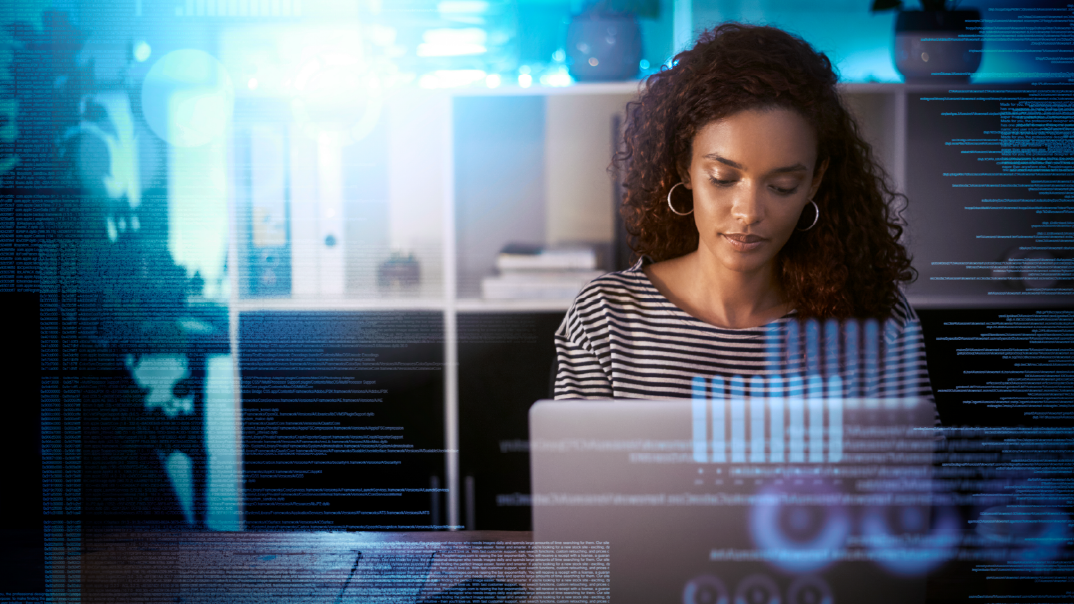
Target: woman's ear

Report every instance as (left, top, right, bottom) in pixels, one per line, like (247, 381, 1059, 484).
(678, 165, 693, 190)
(809, 157, 829, 198)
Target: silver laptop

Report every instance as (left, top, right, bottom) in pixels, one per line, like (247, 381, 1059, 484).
(530, 396, 950, 604)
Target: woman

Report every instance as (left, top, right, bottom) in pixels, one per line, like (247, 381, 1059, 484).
(554, 23, 933, 402)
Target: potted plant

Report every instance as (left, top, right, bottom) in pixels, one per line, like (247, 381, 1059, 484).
(872, 0, 982, 82)
(566, 0, 658, 82)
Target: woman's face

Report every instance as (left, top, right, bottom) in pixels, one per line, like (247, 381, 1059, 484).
(683, 107, 827, 278)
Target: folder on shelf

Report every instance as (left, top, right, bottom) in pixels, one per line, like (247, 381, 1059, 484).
(289, 130, 347, 297)
(290, 129, 319, 297)
(246, 125, 291, 297)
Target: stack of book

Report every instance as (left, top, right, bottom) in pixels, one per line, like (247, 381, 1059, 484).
(481, 244, 606, 300)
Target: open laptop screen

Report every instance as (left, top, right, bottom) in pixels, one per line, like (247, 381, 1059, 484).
(531, 396, 944, 604)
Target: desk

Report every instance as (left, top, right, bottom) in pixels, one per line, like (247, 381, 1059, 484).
(35, 526, 1011, 604)
(79, 530, 601, 603)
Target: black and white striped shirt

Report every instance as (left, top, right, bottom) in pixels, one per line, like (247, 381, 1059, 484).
(554, 258, 935, 402)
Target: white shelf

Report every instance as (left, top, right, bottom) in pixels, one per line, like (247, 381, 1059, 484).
(456, 298, 574, 313)
(234, 297, 447, 312)
(233, 297, 576, 313)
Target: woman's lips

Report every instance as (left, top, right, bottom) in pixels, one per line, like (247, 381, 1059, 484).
(721, 233, 766, 252)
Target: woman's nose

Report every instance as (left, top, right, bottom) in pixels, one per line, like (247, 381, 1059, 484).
(730, 183, 764, 225)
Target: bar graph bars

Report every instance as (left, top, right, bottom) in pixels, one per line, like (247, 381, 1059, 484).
(688, 317, 921, 464)
(689, 375, 844, 464)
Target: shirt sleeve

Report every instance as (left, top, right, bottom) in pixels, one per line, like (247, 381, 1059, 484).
(885, 292, 940, 426)
(553, 300, 613, 400)
(883, 293, 935, 398)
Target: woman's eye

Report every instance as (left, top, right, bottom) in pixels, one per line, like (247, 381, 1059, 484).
(709, 177, 735, 187)
(771, 185, 798, 195)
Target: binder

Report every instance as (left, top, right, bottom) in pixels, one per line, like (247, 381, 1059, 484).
(246, 124, 290, 297)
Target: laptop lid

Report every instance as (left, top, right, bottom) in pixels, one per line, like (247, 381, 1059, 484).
(530, 396, 947, 604)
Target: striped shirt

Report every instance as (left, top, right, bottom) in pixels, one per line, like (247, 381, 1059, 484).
(554, 258, 935, 403)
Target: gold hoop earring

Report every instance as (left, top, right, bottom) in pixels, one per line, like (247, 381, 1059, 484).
(667, 182, 692, 216)
(797, 199, 819, 232)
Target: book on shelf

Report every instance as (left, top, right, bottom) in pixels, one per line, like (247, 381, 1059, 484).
(495, 243, 599, 272)
(481, 270, 605, 300)
(483, 243, 606, 300)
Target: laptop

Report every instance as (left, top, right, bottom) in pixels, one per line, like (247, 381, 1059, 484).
(530, 396, 950, 604)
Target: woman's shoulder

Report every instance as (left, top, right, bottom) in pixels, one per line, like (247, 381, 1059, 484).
(571, 257, 658, 307)
(559, 257, 667, 333)
(876, 289, 924, 345)
(889, 289, 921, 324)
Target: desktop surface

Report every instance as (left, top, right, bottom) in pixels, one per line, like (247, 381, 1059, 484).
(80, 529, 535, 603)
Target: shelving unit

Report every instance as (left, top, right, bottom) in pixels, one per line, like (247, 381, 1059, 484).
(226, 80, 1066, 530)
(227, 81, 640, 530)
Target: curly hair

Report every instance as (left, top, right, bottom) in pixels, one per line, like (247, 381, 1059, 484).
(616, 23, 915, 319)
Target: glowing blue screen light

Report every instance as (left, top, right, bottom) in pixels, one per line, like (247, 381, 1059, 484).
(141, 49, 234, 148)
(133, 40, 152, 63)
(710, 376, 726, 463)
(692, 376, 708, 463)
(419, 69, 488, 89)
(418, 27, 489, 57)
(730, 376, 746, 463)
(749, 376, 765, 463)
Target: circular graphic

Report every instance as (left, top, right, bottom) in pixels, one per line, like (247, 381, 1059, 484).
(141, 49, 234, 147)
(786, 575, 833, 604)
(861, 504, 961, 576)
(734, 574, 781, 604)
(750, 486, 851, 574)
(683, 574, 729, 604)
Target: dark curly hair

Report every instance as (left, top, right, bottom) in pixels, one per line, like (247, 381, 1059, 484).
(616, 23, 915, 319)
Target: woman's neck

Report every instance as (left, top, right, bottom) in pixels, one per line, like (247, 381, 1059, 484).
(644, 251, 790, 329)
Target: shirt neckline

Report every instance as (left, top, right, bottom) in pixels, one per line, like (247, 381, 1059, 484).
(628, 256, 797, 332)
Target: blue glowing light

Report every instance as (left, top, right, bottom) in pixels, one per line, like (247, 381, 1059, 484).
(419, 69, 488, 89)
(787, 576, 833, 604)
(710, 377, 726, 463)
(732, 574, 780, 604)
(141, 49, 234, 148)
(861, 504, 961, 576)
(538, 73, 572, 87)
(750, 483, 851, 574)
(438, 1, 489, 14)
(417, 27, 488, 57)
(133, 40, 151, 63)
(682, 575, 728, 604)
(692, 376, 708, 463)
